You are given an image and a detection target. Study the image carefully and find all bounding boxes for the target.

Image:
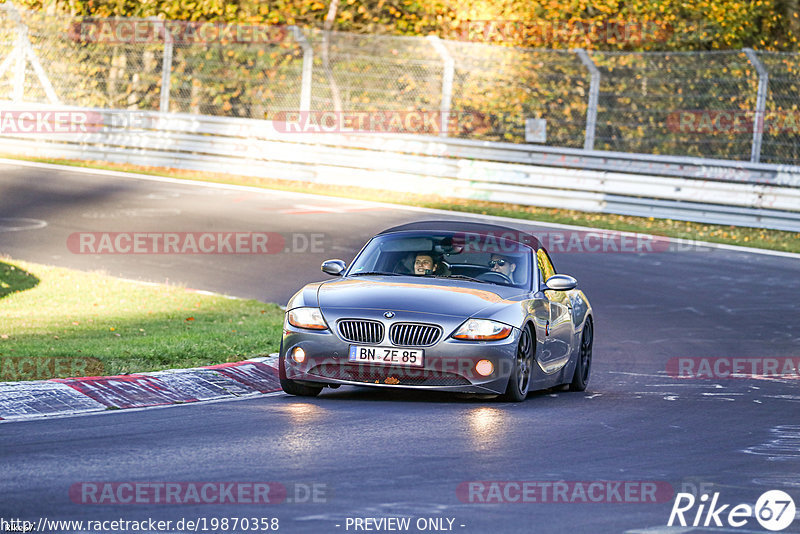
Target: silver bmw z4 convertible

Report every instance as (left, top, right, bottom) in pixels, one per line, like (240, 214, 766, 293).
(279, 220, 593, 402)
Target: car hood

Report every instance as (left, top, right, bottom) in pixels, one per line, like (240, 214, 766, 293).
(317, 276, 521, 318)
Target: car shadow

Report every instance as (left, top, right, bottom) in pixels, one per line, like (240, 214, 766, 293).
(0, 260, 40, 299)
(279, 384, 568, 404)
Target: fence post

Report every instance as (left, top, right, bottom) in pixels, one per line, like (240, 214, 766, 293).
(743, 48, 768, 164)
(574, 48, 599, 151)
(11, 7, 27, 102)
(427, 35, 454, 137)
(159, 21, 173, 113)
(0, 2, 60, 104)
(291, 26, 313, 112)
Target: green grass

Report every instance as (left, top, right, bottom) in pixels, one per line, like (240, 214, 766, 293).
(6, 153, 799, 254)
(0, 258, 284, 381)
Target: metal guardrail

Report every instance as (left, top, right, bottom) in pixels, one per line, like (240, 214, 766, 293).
(1, 103, 799, 232)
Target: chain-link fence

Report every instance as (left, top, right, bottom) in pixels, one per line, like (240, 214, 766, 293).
(2, 6, 800, 165)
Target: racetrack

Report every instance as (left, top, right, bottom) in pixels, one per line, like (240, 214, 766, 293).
(1, 160, 799, 533)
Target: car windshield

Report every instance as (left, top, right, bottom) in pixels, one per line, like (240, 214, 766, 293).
(347, 230, 532, 288)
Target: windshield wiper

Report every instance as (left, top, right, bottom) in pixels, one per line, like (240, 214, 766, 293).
(348, 271, 403, 277)
(432, 274, 492, 284)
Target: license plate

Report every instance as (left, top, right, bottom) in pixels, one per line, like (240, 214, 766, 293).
(348, 345, 424, 367)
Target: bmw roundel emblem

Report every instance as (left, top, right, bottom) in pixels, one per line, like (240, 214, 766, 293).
(384, 311, 395, 318)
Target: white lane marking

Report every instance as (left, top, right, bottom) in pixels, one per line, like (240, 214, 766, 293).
(1, 157, 799, 260)
(744, 425, 800, 459)
(609, 371, 671, 378)
(278, 203, 389, 214)
(81, 208, 181, 218)
(645, 384, 724, 388)
(752, 476, 800, 489)
(763, 394, 800, 400)
(145, 192, 181, 199)
(0, 217, 47, 232)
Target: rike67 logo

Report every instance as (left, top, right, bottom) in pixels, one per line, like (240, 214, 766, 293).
(668, 490, 796, 531)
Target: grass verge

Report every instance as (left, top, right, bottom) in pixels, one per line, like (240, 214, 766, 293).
(4, 154, 799, 254)
(0, 257, 284, 381)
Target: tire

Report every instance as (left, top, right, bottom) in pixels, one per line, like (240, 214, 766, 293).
(279, 347, 323, 397)
(280, 377, 323, 397)
(501, 325, 534, 402)
(569, 318, 593, 392)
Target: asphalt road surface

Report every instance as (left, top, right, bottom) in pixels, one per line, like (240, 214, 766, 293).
(1, 161, 800, 534)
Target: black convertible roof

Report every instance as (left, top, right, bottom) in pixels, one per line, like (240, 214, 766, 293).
(378, 220, 542, 250)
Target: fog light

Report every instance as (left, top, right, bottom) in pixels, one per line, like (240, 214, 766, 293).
(292, 347, 306, 364)
(476, 359, 494, 377)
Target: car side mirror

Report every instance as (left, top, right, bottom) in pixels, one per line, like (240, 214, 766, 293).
(321, 259, 346, 276)
(543, 274, 577, 291)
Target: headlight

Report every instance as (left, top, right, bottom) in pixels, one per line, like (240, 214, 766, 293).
(287, 307, 328, 330)
(452, 319, 512, 341)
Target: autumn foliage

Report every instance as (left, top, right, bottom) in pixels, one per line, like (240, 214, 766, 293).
(18, 0, 800, 51)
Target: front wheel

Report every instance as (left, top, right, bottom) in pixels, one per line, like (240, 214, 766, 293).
(280, 378, 323, 397)
(501, 326, 534, 402)
(279, 350, 323, 397)
(569, 318, 593, 391)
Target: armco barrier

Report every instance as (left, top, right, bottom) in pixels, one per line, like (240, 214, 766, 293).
(1, 103, 799, 231)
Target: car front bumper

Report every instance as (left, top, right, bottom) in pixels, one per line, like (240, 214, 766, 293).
(280, 313, 520, 395)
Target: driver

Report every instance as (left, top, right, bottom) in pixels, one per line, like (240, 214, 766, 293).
(413, 252, 439, 275)
(488, 254, 517, 281)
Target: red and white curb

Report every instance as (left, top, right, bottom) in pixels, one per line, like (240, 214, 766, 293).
(0, 355, 281, 422)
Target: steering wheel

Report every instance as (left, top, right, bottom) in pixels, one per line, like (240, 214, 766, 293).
(476, 271, 513, 285)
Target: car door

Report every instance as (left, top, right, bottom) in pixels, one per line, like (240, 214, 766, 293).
(535, 249, 574, 373)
